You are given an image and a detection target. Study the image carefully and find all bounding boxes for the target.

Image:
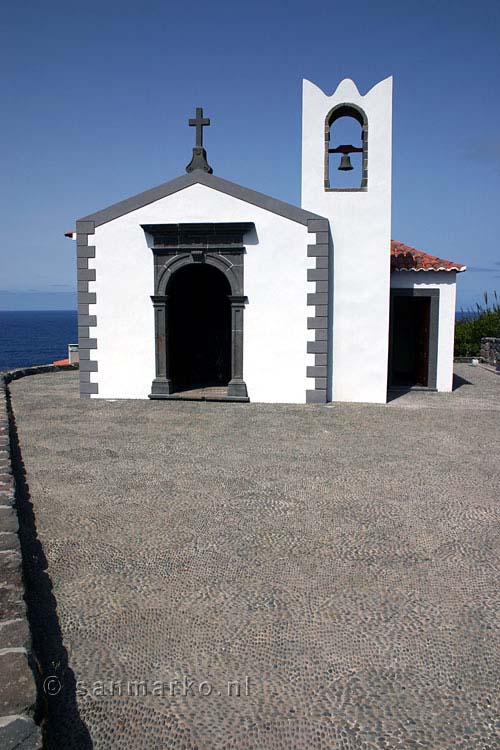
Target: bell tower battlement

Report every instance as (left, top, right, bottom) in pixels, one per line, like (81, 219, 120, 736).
(302, 77, 392, 205)
(301, 77, 393, 403)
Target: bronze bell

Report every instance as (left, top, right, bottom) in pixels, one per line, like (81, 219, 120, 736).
(338, 153, 353, 171)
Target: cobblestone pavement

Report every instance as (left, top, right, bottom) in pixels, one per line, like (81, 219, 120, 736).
(9, 365, 500, 749)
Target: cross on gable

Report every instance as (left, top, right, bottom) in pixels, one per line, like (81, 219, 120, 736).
(185, 107, 213, 174)
(189, 107, 210, 148)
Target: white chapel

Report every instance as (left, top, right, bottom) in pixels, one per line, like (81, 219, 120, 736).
(71, 77, 465, 403)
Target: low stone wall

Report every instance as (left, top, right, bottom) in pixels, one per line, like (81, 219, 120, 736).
(480, 337, 500, 369)
(0, 364, 77, 749)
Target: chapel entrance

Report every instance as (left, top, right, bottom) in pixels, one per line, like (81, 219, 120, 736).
(389, 292, 437, 389)
(167, 263, 232, 394)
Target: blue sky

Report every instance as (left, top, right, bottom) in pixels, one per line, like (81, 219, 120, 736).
(1, 0, 499, 309)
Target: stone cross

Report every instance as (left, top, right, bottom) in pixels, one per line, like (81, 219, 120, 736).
(185, 107, 213, 174)
(189, 107, 210, 148)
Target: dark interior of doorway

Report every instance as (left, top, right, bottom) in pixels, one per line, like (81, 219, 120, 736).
(390, 295, 431, 387)
(168, 264, 231, 392)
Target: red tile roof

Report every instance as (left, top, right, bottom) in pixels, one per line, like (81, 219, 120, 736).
(391, 241, 466, 272)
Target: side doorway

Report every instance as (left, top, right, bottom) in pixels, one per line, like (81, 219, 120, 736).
(388, 288, 439, 389)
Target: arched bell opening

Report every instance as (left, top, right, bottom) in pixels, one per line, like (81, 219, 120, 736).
(325, 104, 368, 190)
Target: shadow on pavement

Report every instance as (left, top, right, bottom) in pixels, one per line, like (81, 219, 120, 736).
(452, 373, 473, 390)
(7, 386, 93, 749)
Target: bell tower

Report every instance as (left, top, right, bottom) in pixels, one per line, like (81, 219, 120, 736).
(301, 77, 393, 403)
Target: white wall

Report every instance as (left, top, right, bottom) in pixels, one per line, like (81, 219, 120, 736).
(86, 183, 314, 402)
(301, 78, 393, 403)
(390, 271, 457, 392)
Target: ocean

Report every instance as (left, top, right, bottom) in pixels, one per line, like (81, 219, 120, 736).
(0, 310, 78, 371)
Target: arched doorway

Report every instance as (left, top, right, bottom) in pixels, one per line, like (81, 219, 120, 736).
(167, 263, 232, 393)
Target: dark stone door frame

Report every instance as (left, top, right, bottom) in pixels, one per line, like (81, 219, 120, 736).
(388, 287, 440, 391)
(144, 223, 253, 401)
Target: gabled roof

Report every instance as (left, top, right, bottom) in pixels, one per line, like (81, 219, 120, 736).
(391, 241, 466, 272)
(78, 171, 325, 228)
(76, 173, 467, 273)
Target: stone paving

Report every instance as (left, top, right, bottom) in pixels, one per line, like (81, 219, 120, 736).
(9, 365, 500, 749)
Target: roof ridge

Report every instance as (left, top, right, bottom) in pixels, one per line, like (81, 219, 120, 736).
(78, 171, 325, 228)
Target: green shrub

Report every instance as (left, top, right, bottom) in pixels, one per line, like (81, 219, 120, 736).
(454, 292, 500, 357)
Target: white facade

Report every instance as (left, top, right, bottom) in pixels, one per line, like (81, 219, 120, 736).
(301, 78, 393, 403)
(74, 77, 462, 403)
(84, 184, 314, 402)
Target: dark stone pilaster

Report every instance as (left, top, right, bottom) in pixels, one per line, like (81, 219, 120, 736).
(150, 295, 172, 396)
(227, 296, 248, 399)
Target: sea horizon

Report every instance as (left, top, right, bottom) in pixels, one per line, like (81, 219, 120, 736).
(0, 309, 78, 371)
(0, 308, 474, 373)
